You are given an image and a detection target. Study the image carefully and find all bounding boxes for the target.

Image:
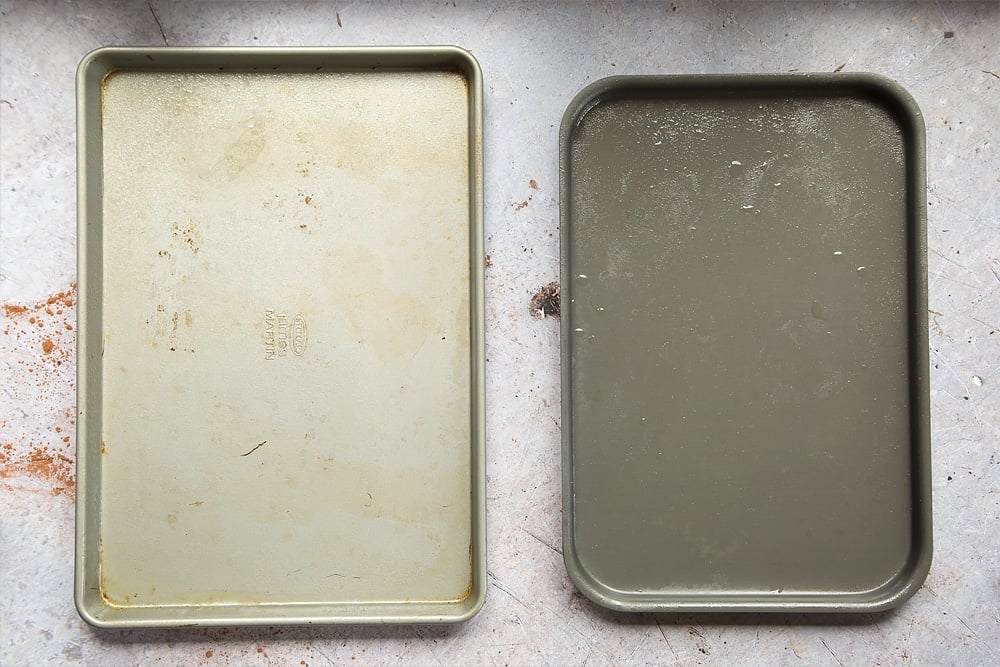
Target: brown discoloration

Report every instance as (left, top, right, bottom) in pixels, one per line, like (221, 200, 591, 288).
(41, 338, 54, 354)
(528, 179, 539, 190)
(297, 159, 316, 177)
(100, 72, 115, 116)
(170, 220, 201, 254)
(529, 282, 561, 319)
(223, 124, 265, 173)
(514, 199, 529, 211)
(484, 253, 492, 268)
(456, 578, 473, 602)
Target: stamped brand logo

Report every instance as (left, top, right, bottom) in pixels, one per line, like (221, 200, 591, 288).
(264, 309, 307, 359)
(290, 314, 308, 356)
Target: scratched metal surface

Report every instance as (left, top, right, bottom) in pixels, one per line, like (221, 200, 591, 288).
(1, 1, 997, 665)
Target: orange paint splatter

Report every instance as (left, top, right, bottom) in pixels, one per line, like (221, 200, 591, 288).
(1, 284, 78, 497)
(0, 444, 75, 496)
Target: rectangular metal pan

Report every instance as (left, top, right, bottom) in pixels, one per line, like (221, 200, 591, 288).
(560, 74, 931, 612)
(75, 46, 485, 627)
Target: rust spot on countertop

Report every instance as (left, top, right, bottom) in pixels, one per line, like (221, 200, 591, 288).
(0, 444, 75, 496)
(1, 284, 77, 497)
(514, 180, 538, 211)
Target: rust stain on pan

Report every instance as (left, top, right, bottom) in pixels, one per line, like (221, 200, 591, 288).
(100, 71, 118, 116)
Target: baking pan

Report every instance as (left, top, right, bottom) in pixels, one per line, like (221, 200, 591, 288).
(560, 74, 931, 612)
(75, 47, 485, 627)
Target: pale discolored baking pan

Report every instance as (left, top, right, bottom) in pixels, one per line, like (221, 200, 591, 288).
(75, 47, 484, 627)
(560, 74, 931, 612)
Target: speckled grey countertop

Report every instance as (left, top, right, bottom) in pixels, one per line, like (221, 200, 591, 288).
(2, 1, 997, 665)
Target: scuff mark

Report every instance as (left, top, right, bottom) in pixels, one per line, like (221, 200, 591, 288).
(520, 526, 562, 555)
(147, 0, 170, 46)
(240, 441, 267, 457)
(821, 639, 845, 667)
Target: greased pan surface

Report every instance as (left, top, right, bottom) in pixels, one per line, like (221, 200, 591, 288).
(76, 47, 485, 627)
(560, 74, 931, 612)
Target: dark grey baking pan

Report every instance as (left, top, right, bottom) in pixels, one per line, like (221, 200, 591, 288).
(560, 74, 931, 612)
